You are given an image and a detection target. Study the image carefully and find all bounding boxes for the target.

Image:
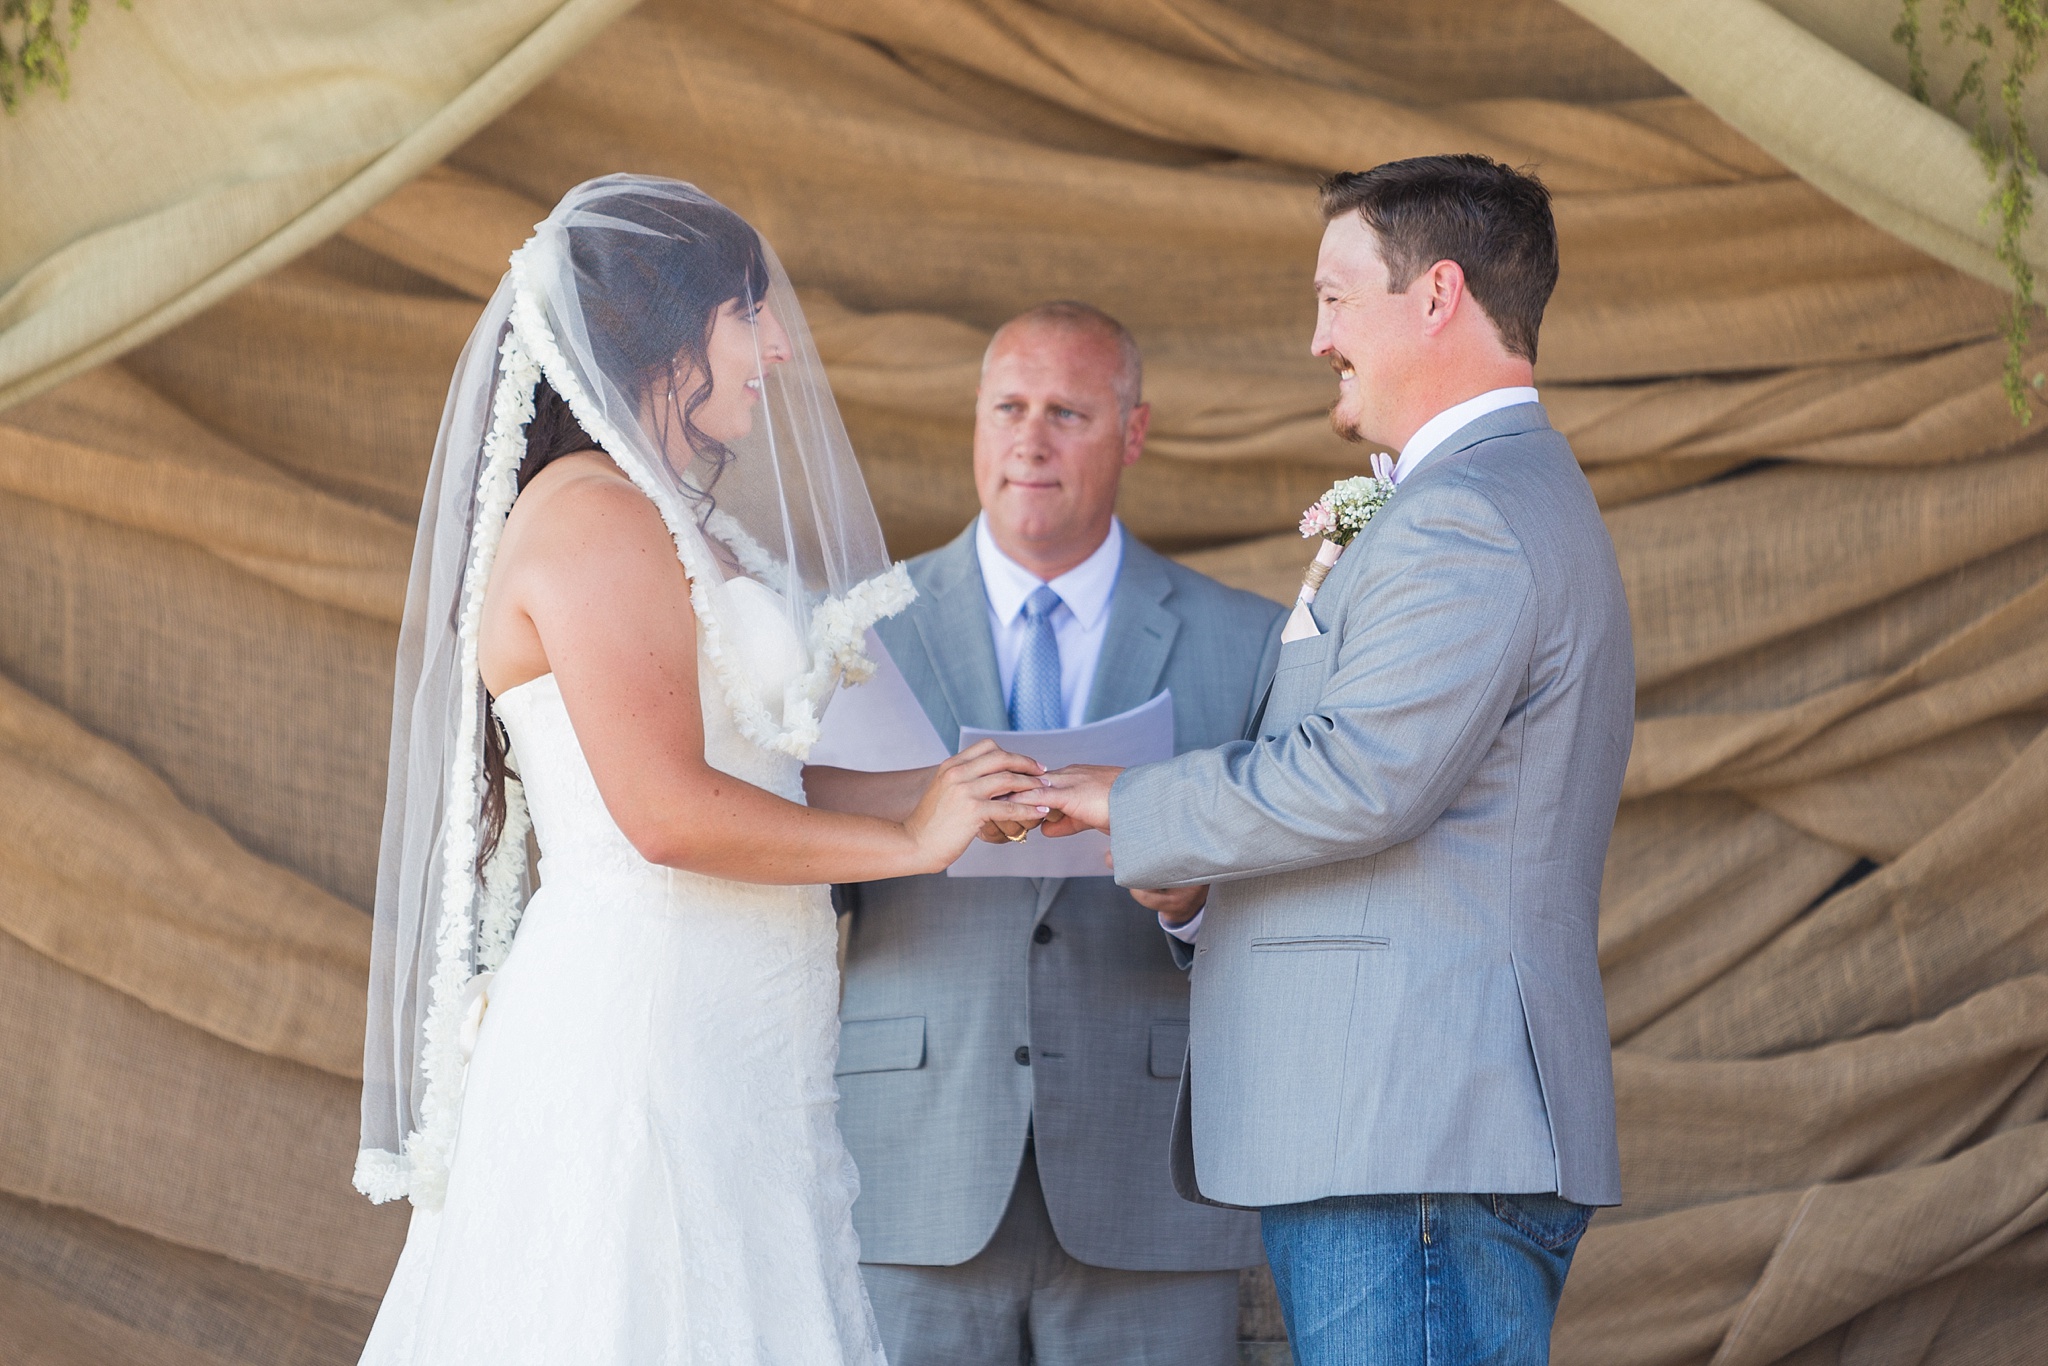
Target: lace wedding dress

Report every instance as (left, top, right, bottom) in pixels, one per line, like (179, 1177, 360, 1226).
(360, 578, 886, 1366)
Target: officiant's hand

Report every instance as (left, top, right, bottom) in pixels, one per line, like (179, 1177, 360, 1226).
(1035, 764, 1122, 837)
(1130, 884, 1207, 926)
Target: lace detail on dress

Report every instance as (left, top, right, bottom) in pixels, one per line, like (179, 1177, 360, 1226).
(358, 585, 883, 1366)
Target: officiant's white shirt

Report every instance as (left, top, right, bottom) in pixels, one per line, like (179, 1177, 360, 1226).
(977, 512, 1125, 730)
(1162, 385, 1539, 939)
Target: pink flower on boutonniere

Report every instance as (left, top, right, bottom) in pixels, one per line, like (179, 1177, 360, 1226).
(1299, 499, 1337, 539)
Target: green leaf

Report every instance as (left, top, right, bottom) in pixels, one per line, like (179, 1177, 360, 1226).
(1895, 0, 2045, 422)
(2, 0, 130, 115)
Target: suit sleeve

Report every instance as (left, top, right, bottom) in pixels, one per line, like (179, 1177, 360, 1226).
(1109, 479, 1534, 888)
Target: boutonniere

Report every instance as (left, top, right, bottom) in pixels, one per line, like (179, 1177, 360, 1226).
(1283, 454, 1396, 641)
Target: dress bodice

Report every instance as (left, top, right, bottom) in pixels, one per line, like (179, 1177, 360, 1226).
(493, 576, 812, 887)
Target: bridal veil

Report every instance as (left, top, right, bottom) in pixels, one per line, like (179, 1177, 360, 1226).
(355, 175, 913, 1207)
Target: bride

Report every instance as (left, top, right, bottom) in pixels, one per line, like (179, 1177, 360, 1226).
(353, 176, 1045, 1364)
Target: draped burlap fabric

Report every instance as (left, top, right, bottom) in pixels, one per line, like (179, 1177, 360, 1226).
(0, 0, 643, 411)
(1552, 0, 2048, 295)
(2, 2, 2045, 1362)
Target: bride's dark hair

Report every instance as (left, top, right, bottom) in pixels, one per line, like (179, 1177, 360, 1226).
(520, 190, 772, 496)
(476, 192, 772, 875)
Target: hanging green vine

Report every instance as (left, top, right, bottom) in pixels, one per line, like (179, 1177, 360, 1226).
(2, 0, 130, 115)
(1895, 0, 2048, 421)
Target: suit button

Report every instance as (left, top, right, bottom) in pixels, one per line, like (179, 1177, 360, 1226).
(1033, 925, 1054, 944)
(1014, 1046, 1032, 1066)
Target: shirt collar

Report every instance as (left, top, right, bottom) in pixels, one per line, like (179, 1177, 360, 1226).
(1393, 386, 1540, 484)
(974, 514, 1124, 630)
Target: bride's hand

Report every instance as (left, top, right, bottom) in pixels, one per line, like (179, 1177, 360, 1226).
(902, 740, 1047, 872)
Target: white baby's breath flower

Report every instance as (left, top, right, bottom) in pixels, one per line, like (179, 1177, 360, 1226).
(1322, 475, 1396, 546)
(1297, 474, 1395, 549)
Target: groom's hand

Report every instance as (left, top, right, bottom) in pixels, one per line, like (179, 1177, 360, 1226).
(1036, 764, 1122, 837)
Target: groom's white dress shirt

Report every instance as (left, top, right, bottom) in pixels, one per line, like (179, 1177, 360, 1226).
(977, 512, 1125, 729)
(1391, 386, 1539, 483)
(1161, 385, 1540, 941)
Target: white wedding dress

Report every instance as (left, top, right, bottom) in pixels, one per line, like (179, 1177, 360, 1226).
(361, 579, 886, 1365)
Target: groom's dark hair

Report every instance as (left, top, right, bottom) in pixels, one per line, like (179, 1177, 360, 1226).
(1320, 155, 1557, 363)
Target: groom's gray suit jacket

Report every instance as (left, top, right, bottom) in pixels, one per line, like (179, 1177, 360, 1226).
(835, 525, 1281, 1270)
(1112, 403, 1632, 1210)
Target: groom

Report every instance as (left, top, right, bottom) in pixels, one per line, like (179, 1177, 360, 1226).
(1039, 155, 1634, 1363)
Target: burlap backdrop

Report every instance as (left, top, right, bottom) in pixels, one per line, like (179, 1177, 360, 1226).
(2, 2, 2044, 1363)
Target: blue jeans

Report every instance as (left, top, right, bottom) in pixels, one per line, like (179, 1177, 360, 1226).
(1260, 1193, 1591, 1366)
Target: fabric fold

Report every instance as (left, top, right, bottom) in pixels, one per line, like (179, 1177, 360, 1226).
(0, 669, 370, 1077)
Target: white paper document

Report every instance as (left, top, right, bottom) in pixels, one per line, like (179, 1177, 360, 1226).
(808, 630, 951, 771)
(948, 690, 1175, 878)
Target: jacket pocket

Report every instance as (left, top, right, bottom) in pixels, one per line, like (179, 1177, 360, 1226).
(1148, 1021, 1189, 1079)
(1260, 634, 1337, 737)
(1250, 935, 1390, 952)
(836, 1015, 927, 1075)
(1275, 632, 1334, 672)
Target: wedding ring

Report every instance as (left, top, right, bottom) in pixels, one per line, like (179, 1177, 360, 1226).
(1004, 829, 1029, 843)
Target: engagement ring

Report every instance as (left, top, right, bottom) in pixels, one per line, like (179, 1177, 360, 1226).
(1004, 829, 1029, 843)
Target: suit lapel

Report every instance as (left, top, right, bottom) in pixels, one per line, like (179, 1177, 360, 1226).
(1305, 402, 1553, 648)
(1399, 401, 1550, 495)
(1031, 877, 1065, 923)
(902, 527, 1007, 746)
(1083, 539, 1179, 724)
(1246, 676, 1276, 741)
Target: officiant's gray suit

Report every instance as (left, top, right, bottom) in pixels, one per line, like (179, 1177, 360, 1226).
(835, 525, 1280, 1344)
(1111, 402, 1632, 1212)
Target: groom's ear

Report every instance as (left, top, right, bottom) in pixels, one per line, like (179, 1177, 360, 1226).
(1421, 259, 1465, 324)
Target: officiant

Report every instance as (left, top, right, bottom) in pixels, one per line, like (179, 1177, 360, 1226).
(828, 302, 1284, 1366)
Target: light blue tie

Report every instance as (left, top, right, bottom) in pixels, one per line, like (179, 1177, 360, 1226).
(1008, 585, 1065, 731)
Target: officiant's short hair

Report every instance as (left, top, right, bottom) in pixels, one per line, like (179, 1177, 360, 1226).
(1320, 155, 1557, 364)
(984, 301, 1144, 417)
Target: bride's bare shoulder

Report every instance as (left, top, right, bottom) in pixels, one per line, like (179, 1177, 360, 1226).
(518, 450, 647, 511)
(481, 453, 689, 694)
(492, 453, 688, 631)
(510, 453, 668, 554)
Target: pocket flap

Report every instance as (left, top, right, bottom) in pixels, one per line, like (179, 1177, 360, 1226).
(1250, 935, 1390, 952)
(837, 1015, 927, 1076)
(1148, 1020, 1189, 1079)
(1275, 632, 1334, 671)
